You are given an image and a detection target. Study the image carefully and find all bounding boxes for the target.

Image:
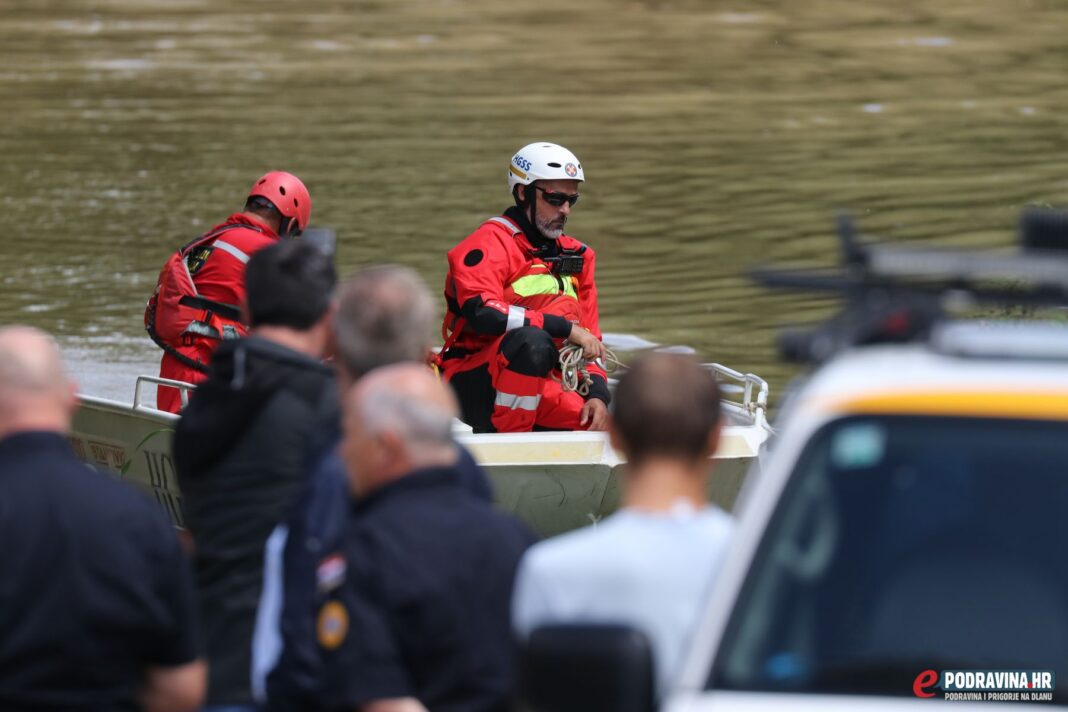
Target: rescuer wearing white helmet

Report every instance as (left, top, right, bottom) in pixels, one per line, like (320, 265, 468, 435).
(507, 142, 585, 239)
(435, 142, 610, 434)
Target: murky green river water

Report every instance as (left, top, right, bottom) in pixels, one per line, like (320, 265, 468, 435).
(2, 0, 1067, 404)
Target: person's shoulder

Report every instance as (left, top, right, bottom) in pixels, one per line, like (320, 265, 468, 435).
(696, 505, 735, 544)
(455, 446, 493, 501)
(212, 215, 277, 250)
(449, 216, 518, 256)
(354, 476, 531, 550)
(521, 514, 622, 576)
(559, 233, 593, 256)
(226, 231, 277, 254)
(88, 467, 163, 513)
(477, 499, 538, 546)
(63, 461, 173, 537)
(240, 336, 336, 382)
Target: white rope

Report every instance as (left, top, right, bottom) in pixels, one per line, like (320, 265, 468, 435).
(557, 343, 624, 396)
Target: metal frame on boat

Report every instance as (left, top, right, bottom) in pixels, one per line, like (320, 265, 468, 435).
(72, 365, 772, 537)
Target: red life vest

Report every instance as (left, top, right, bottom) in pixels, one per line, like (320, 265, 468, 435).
(144, 223, 262, 371)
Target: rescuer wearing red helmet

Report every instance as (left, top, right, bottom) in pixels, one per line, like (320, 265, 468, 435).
(145, 171, 312, 413)
(437, 142, 610, 433)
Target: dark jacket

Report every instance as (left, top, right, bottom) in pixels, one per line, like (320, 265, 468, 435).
(320, 462, 536, 712)
(266, 443, 494, 711)
(0, 432, 199, 711)
(174, 335, 336, 705)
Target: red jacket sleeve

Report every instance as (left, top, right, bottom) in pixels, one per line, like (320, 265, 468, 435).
(576, 245, 609, 400)
(577, 246, 602, 340)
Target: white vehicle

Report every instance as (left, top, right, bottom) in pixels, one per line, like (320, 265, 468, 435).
(520, 213, 1068, 710)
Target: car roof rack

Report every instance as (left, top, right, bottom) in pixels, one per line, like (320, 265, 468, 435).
(751, 210, 1068, 363)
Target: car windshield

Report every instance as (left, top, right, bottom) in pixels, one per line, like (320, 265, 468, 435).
(710, 415, 1068, 698)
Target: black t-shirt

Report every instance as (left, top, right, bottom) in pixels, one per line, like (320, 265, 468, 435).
(319, 463, 536, 712)
(0, 431, 199, 711)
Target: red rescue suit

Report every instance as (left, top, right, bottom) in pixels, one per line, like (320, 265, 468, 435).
(149, 213, 279, 413)
(439, 209, 609, 433)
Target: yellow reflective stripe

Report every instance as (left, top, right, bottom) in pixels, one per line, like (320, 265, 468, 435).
(508, 271, 576, 296)
(509, 165, 527, 180)
(511, 274, 557, 297)
(510, 273, 578, 299)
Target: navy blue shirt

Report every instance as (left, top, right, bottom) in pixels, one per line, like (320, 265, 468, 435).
(265, 440, 493, 711)
(319, 461, 535, 712)
(0, 432, 199, 711)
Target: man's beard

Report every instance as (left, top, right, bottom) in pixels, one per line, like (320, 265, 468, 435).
(536, 214, 566, 240)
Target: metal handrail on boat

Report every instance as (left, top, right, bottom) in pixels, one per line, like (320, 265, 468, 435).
(704, 363, 772, 436)
(705, 363, 768, 414)
(608, 361, 772, 435)
(133, 375, 196, 412)
(123, 363, 773, 436)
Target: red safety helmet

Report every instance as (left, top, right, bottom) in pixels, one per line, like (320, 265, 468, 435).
(248, 171, 312, 237)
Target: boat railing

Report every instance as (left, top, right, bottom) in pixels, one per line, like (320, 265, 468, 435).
(133, 375, 196, 412)
(607, 360, 771, 433)
(704, 362, 771, 434)
(123, 363, 772, 435)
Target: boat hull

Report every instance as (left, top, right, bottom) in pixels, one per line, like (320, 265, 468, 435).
(72, 393, 766, 537)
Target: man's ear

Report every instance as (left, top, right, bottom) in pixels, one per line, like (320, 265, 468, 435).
(63, 378, 79, 418)
(323, 299, 340, 358)
(317, 302, 335, 333)
(378, 430, 405, 463)
(311, 304, 335, 358)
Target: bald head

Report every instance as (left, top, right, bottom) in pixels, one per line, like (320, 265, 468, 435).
(0, 326, 77, 438)
(333, 265, 435, 385)
(342, 364, 458, 496)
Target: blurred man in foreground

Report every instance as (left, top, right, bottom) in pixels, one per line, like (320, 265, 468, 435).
(0, 326, 204, 711)
(261, 266, 491, 710)
(512, 353, 734, 694)
(146, 170, 312, 412)
(174, 240, 337, 711)
(316, 365, 534, 712)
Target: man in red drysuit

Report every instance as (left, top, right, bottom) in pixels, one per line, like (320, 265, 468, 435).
(146, 171, 312, 413)
(438, 142, 609, 433)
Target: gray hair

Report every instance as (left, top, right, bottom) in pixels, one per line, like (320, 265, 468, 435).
(358, 380, 456, 462)
(333, 265, 436, 380)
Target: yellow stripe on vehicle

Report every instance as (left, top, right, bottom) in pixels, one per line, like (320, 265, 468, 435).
(823, 390, 1068, 421)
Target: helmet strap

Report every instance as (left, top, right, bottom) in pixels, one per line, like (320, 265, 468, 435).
(524, 182, 541, 238)
(279, 216, 292, 238)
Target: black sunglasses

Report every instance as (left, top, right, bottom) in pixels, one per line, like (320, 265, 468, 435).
(535, 186, 580, 207)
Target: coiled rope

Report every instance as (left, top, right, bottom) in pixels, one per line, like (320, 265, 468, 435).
(557, 343, 625, 396)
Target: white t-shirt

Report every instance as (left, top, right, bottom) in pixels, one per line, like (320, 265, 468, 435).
(512, 501, 734, 693)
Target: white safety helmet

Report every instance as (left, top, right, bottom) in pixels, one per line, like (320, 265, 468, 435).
(507, 142, 585, 196)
